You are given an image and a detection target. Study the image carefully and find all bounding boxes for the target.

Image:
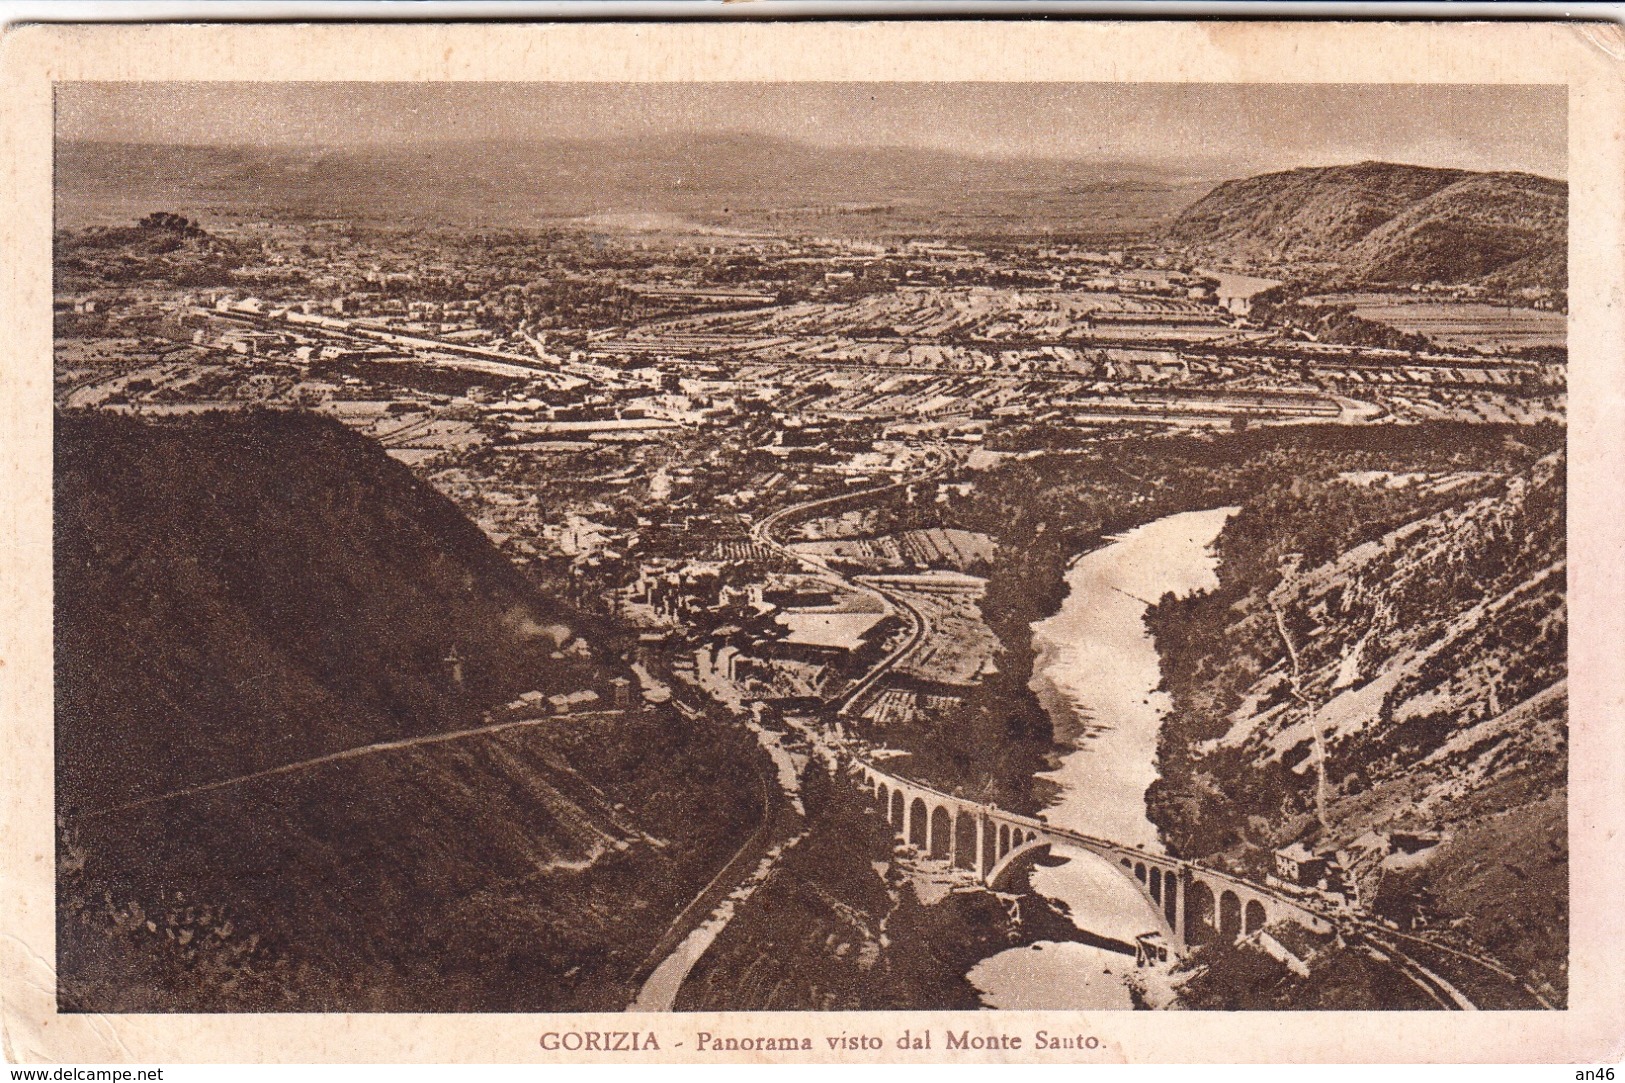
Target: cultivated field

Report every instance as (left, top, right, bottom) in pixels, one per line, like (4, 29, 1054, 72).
(1308, 293, 1565, 351)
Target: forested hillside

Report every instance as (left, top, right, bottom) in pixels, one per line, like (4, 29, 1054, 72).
(56, 409, 766, 1011)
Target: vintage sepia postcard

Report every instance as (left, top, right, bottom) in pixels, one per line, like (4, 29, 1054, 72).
(2, 16, 1623, 1066)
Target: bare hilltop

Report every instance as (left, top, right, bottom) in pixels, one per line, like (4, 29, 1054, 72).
(1165, 161, 1566, 293)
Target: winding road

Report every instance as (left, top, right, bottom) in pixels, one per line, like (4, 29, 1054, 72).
(81, 709, 629, 821)
(628, 738, 795, 1012)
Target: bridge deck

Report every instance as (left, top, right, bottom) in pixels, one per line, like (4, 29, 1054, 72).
(853, 756, 1333, 924)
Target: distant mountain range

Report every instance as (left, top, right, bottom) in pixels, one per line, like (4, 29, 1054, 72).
(54, 142, 1566, 288)
(1166, 161, 1566, 292)
(55, 136, 1209, 239)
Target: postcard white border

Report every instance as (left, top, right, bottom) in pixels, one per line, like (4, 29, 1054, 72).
(2, 18, 1622, 1064)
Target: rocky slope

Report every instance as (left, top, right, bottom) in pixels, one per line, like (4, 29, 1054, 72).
(1166, 161, 1566, 292)
(1145, 438, 1566, 1004)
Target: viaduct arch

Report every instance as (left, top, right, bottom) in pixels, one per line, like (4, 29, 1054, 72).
(852, 758, 1332, 957)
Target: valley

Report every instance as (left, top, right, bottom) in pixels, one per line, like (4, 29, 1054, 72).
(52, 138, 1568, 1012)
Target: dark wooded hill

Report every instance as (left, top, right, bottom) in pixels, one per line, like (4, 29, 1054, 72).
(56, 409, 765, 1011)
(55, 408, 601, 811)
(1166, 161, 1566, 292)
(54, 212, 260, 292)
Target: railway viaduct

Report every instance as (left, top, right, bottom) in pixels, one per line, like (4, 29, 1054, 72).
(852, 758, 1333, 955)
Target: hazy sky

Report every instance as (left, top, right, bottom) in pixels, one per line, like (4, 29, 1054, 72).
(56, 82, 1567, 179)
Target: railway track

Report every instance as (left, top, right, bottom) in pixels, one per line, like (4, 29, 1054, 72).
(750, 456, 949, 717)
(1362, 924, 1554, 1010)
(1359, 934, 1477, 1010)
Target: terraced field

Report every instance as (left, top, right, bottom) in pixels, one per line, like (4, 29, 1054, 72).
(1307, 293, 1564, 351)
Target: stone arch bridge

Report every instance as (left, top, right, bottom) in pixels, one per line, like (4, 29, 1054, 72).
(853, 759, 1332, 955)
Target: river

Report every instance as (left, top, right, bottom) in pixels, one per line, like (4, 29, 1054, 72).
(967, 506, 1237, 1009)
